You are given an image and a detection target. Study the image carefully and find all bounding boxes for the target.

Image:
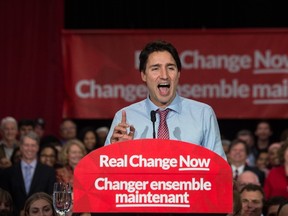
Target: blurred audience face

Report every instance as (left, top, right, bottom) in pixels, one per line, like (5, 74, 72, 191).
(34, 125, 45, 139)
(67, 144, 85, 167)
(20, 136, 39, 163)
(238, 134, 254, 148)
(96, 127, 109, 146)
(228, 142, 247, 165)
(27, 199, 53, 216)
(221, 139, 230, 157)
(255, 151, 268, 170)
(19, 125, 34, 137)
(255, 122, 272, 141)
(0, 118, 18, 144)
(241, 189, 264, 216)
(237, 171, 260, 191)
(39, 147, 57, 167)
(60, 120, 77, 141)
(83, 131, 97, 151)
(0, 188, 13, 215)
(268, 143, 281, 167)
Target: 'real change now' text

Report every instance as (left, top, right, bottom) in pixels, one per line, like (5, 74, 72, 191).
(99, 155, 211, 171)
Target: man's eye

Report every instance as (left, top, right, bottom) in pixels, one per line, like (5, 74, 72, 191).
(168, 67, 175, 70)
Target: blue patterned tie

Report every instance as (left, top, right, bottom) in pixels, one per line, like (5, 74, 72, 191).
(24, 165, 32, 193)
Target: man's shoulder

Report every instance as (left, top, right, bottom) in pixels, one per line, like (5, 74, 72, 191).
(117, 99, 147, 113)
(180, 96, 213, 110)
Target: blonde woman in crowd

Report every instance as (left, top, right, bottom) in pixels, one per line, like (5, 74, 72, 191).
(23, 192, 56, 216)
(56, 139, 87, 187)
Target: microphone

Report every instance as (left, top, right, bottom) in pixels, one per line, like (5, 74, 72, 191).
(150, 110, 156, 138)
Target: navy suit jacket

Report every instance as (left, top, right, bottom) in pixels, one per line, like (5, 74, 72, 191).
(1, 161, 56, 216)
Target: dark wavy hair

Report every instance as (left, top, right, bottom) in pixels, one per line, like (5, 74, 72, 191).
(139, 40, 182, 73)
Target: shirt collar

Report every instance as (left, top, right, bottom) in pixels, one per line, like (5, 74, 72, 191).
(231, 164, 245, 173)
(145, 93, 182, 116)
(21, 159, 37, 169)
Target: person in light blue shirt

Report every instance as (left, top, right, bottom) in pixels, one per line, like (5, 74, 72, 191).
(104, 40, 226, 160)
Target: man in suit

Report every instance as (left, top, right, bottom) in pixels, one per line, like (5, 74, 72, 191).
(0, 116, 19, 169)
(228, 139, 265, 186)
(1, 131, 56, 216)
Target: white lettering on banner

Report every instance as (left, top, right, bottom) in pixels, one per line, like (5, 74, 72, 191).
(254, 50, 288, 73)
(94, 177, 211, 207)
(115, 191, 190, 206)
(129, 155, 177, 170)
(99, 155, 128, 167)
(96, 155, 213, 208)
(75, 79, 147, 102)
(75, 79, 288, 104)
(178, 79, 250, 99)
(94, 177, 211, 192)
(135, 49, 288, 73)
(179, 155, 210, 171)
(180, 50, 251, 73)
(99, 154, 211, 171)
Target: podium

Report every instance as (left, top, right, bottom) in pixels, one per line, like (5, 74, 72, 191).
(74, 139, 233, 215)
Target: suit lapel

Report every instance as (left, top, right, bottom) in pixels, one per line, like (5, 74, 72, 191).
(15, 162, 27, 195)
(29, 161, 40, 194)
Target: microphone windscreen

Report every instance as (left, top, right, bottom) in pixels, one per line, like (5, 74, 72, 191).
(150, 110, 156, 123)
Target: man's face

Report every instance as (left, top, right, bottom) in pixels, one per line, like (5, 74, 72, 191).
(60, 121, 77, 140)
(228, 143, 247, 165)
(255, 122, 272, 140)
(20, 137, 39, 161)
(19, 125, 34, 136)
(141, 51, 180, 108)
(0, 121, 18, 142)
(241, 190, 263, 216)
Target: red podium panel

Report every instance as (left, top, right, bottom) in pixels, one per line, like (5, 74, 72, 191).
(74, 139, 233, 214)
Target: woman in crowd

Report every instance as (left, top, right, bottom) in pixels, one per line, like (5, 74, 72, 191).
(0, 187, 13, 216)
(78, 127, 99, 153)
(264, 140, 288, 199)
(38, 144, 61, 168)
(267, 142, 281, 169)
(23, 192, 56, 216)
(255, 151, 269, 177)
(56, 139, 87, 187)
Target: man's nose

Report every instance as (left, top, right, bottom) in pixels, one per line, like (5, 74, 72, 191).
(160, 68, 168, 78)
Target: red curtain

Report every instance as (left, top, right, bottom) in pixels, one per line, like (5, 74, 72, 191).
(0, 0, 64, 136)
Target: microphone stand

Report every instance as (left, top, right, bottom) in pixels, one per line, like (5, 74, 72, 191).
(150, 110, 156, 138)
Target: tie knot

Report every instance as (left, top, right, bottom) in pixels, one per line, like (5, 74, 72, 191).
(25, 164, 32, 170)
(157, 109, 170, 120)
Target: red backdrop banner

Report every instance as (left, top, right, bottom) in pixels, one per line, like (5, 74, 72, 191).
(62, 29, 288, 119)
(74, 139, 233, 214)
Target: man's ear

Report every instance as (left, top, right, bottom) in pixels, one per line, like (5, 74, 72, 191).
(141, 71, 146, 82)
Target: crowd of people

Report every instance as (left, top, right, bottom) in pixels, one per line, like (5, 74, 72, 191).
(0, 116, 287, 216)
(224, 120, 288, 216)
(0, 116, 108, 216)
